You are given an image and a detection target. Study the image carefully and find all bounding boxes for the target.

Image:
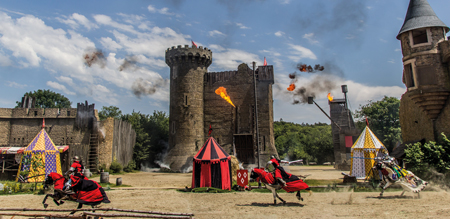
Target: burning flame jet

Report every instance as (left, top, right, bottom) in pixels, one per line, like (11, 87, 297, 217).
(327, 93, 334, 101)
(215, 87, 235, 107)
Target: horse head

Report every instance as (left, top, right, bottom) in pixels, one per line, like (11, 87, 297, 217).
(250, 169, 260, 181)
(43, 175, 54, 190)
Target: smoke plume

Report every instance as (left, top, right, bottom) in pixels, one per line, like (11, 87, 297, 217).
(131, 77, 169, 98)
(83, 48, 106, 68)
(119, 56, 139, 71)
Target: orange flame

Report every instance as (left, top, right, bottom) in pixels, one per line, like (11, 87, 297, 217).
(327, 93, 333, 101)
(287, 84, 296, 91)
(215, 87, 235, 107)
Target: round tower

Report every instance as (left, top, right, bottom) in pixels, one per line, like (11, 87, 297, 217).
(165, 45, 212, 171)
(398, 0, 450, 142)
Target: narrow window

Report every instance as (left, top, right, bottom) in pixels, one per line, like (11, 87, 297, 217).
(184, 94, 189, 106)
(13, 138, 16, 144)
(412, 29, 428, 45)
(171, 121, 176, 134)
(172, 66, 178, 79)
(34, 111, 37, 116)
(404, 63, 415, 88)
(263, 136, 266, 151)
(67, 111, 71, 116)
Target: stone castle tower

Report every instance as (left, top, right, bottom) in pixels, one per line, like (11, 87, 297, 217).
(398, 0, 450, 143)
(165, 45, 278, 171)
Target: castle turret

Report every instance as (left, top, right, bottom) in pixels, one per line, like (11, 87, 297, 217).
(165, 45, 212, 171)
(398, 0, 450, 142)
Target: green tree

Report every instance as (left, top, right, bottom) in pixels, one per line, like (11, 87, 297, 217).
(16, 89, 72, 108)
(354, 96, 401, 152)
(121, 111, 151, 169)
(404, 133, 450, 173)
(98, 106, 123, 121)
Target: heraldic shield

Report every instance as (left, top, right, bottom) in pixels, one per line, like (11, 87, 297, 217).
(237, 170, 248, 187)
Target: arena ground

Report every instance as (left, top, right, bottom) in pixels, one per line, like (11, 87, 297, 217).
(1, 165, 449, 218)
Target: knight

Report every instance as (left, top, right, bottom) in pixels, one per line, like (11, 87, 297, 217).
(266, 155, 290, 187)
(63, 156, 86, 191)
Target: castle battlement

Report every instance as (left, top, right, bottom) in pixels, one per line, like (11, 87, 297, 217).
(165, 45, 212, 67)
(0, 108, 77, 119)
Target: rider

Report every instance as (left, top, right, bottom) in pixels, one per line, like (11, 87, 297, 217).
(266, 155, 290, 187)
(64, 156, 86, 191)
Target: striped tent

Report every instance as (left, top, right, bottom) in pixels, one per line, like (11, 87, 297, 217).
(16, 128, 62, 182)
(350, 126, 388, 179)
(192, 137, 231, 190)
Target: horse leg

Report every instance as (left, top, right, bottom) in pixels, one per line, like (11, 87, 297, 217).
(296, 191, 303, 201)
(42, 194, 50, 208)
(400, 191, 405, 196)
(275, 191, 286, 204)
(270, 188, 277, 205)
(380, 180, 391, 197)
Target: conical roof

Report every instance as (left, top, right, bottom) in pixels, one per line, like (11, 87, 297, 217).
(351, 126, 386, 150)
(397, 0, 449, 39)
(194, 137, 230, 161)
(24, 128, 59, 153)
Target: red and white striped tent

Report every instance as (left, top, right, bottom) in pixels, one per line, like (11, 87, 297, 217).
(192, 137, 232, 190)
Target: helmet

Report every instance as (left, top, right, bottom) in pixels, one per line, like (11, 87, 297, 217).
(73, 156, 80, 161)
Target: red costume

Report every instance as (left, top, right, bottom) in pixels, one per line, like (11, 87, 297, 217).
(267, 158, 309, 192)
(252, 168, 309, 192)
(47, 172, 66, 190)
(70, 175, 110, 205)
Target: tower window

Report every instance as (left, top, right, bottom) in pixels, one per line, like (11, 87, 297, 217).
(412, 28, 428, 45)
(184, 93, 189, 106)
(34, 111, 37, 116)
(171, 121, 176, 134)
(67, 111, 70, 116)
(404, 63, 415, 88)
(172, 66, 178, 79)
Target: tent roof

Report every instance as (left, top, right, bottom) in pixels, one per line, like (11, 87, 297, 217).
(194, 137, 229, 161)
(24, 128, 59, 153)
(351, 126, 386, 150)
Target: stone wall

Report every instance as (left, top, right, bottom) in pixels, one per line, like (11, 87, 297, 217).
(98, 117, 114, 169)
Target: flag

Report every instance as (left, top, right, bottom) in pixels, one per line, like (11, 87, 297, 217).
(365, 117, 369, 127)
(263, 57, 267, 66)
(192, 40, 198, 47)
(208, 124, 212, 136)
(42, 118, 45, 128)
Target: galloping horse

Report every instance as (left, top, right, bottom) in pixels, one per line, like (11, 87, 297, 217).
(250, 168, 310, 205)
(43, 172, 110, 209)
(373, 156, 428, 197)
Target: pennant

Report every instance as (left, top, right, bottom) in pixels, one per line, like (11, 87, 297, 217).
(263, 57, 267, 66)
(42, 118, 45, 128)
(365, 117, 369, 127)
(208, 124, 212, 136)
(192, 40, 198, 47)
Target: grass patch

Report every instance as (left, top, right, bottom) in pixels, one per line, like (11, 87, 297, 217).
(98, 182, 131, 190)
(177, 187, 233, 193)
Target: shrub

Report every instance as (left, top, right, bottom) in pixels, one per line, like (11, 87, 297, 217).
(123, 160, 136, 172)
(109, 161, 123, 173)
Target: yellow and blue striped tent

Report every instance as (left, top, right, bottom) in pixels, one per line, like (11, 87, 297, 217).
(16, 128, 62, 182)
(349, 126, 388, 180)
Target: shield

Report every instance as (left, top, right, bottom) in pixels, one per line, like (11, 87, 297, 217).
(237, 170, 248, 187)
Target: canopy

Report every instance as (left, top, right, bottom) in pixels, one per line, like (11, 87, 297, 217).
(192, 137, 231, 190)
(349, 126, 388, 179)
(16, 128, 62, 182)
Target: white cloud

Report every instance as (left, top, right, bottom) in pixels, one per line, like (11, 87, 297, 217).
(0, 52, 12, 66)
(388, 59, 395, 64)
(147, 5, 177, 17)
(274, 31, 284, 37)
(100, 37, 123, 51)
(278, 0, 290, 4)
(346, 34, 355, 40)
(57, 13, 98, 30)
(6, 81, 27, 88)
(208, 44, 225, 52)
(208, 46, 259, 70)
(236, 23, 250, 29)
(46, 81, 76, 95)
(94, 14, 138, 34)
(395, 48, 401, 52)
(303, 33, 319, 44)
(209, 30, 226, 37)
(287, 44, 317, 61)
(117, 13, 144, 24)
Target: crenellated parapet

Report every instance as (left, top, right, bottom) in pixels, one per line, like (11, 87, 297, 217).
(165, 45, 212, 68)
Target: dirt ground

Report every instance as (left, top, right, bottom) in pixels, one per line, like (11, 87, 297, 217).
(1, 166, 450, 219)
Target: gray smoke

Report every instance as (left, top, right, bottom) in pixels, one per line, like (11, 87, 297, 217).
(131, 77, 169, 98)
(83, 48, 106, 68)
(292, 75, 337, 104)
(118, 56, 138, 71)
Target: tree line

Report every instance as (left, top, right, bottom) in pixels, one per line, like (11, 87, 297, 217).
(26, 90, 450, 176)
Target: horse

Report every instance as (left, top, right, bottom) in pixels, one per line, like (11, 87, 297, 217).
(250, 168, 311, 205)
(42, 172, 110, 210)
(372, 156, 428, 197)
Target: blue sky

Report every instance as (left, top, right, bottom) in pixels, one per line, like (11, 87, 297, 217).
(0, 0, 449, 124)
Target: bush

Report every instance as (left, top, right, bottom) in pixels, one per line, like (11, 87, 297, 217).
(109, 161, 123, 173)
(123, 160, 136, 172)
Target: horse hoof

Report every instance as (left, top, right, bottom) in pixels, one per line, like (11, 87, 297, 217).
(60, 201, 65, 204)
(300, 197, 304, 201)
(282, 201, 286, 205)
(43, 204, 48, 209)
